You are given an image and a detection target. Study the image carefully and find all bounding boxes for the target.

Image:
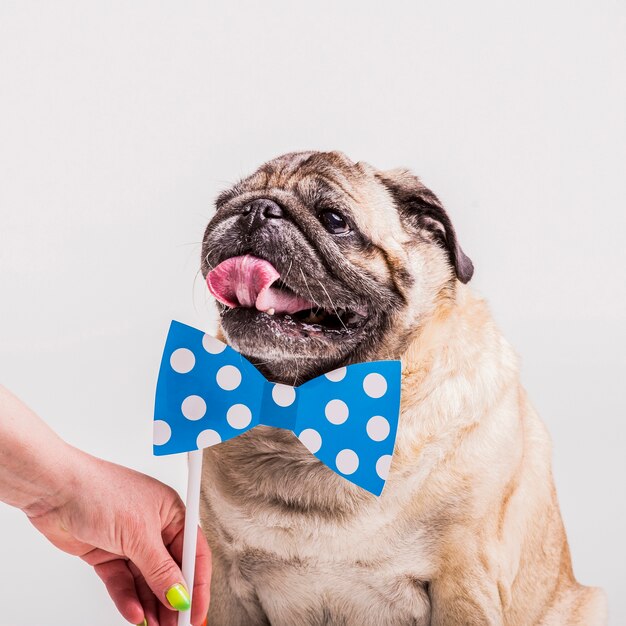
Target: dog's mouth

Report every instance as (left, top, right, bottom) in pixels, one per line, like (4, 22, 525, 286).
(207, 255, 368, 336)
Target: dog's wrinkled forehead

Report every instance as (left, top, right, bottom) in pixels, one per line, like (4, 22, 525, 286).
(226, 151, 363, 195)
(219, 151, 410, 250)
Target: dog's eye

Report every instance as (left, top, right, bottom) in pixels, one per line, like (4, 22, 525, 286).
(319, 210, 350, 234)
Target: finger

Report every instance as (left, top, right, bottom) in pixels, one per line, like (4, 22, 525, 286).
(192, 528, 212, 626)
(94, 559, 145, 625)
(158, 598, 178, 626)
(128, 561, 160, 626)
(168, 527, 212, 626)
(127, 535, 190, 613)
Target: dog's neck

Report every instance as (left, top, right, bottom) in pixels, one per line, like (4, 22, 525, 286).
(392, 284, 519, 461)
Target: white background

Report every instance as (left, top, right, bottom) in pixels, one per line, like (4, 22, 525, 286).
(1, 1, 624, 624)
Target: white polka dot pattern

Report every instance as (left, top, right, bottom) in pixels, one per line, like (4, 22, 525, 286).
(325, 399, 349, 424)
(272, 383, 296, 407)
(376, 455, 392, 480)
(153, 420, 171, 445)
(336, 449, 359, 475)
(196, 429, 222, 448)
(324, 367, 347, 382)
(298, 428, 322, 453)
(202, 334, 227, 354)
(216, 365, 242, 390)
(170, 348, 195, 374)
(227, 404, 252, 429)
(181, 395, 207, 421)
(363, 373, 387, 398)
(366, 415, 390, 441)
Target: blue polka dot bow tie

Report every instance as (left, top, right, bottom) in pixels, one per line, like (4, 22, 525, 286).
(154, 320, 402, 496)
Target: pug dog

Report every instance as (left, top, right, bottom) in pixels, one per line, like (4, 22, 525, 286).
(198, 151, 606, 625)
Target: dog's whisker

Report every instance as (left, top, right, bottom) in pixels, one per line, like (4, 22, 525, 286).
(282, 259, 294, 287)
(316, 279, 348, 332)
(299, 268, 322, 312)
(177, 241, 205, 248)
(203, 247, 217, 270)
(293, 357, 300, 387)
(191, 267, 207, 315)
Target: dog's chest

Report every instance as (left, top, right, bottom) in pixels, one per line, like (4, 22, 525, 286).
(219, 506, 433, 625)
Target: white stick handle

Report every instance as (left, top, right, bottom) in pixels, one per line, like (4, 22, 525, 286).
(177, 449, 203, 626)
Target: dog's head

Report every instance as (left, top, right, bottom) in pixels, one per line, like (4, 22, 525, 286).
(201, 151, 472, 383)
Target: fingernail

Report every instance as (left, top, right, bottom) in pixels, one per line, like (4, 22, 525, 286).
(166, 582, 191, 611)
(136, 620, 147, 626)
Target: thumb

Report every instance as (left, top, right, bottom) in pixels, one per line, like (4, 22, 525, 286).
(129, 539, 191, 612)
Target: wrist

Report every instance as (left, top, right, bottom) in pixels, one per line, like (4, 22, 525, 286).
(0, 386, 90, 518)
(20, 439, 84, 518)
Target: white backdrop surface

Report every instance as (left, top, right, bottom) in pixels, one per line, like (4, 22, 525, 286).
(0, 1, 624, 624)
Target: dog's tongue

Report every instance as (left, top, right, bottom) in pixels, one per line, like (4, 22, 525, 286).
(207, 255, 315, 314)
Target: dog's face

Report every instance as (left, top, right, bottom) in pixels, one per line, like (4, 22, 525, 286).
(201, 151, 472, 383)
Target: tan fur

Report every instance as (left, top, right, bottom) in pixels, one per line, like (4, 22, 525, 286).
(200, 152, 606, 625)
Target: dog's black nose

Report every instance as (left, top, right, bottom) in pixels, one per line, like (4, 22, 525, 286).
(242, 198, 284, 220)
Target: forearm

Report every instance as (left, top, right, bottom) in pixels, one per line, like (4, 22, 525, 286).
(0, 385, 77, 516)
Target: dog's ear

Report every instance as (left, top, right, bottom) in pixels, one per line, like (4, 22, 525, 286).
(376, 168, 474, 284)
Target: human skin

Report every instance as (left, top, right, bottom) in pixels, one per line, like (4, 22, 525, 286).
(0, 385, 211, 626)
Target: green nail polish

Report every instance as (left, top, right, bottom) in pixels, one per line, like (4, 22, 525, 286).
(166, 583, 191, 611)
(136, 620, 147, 626)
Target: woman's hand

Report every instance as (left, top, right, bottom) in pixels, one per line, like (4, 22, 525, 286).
(0, 386, 211, 626)
(26, 447, 211, 626)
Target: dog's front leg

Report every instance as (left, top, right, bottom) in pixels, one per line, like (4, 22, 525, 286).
(207, 547, 271, 626)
